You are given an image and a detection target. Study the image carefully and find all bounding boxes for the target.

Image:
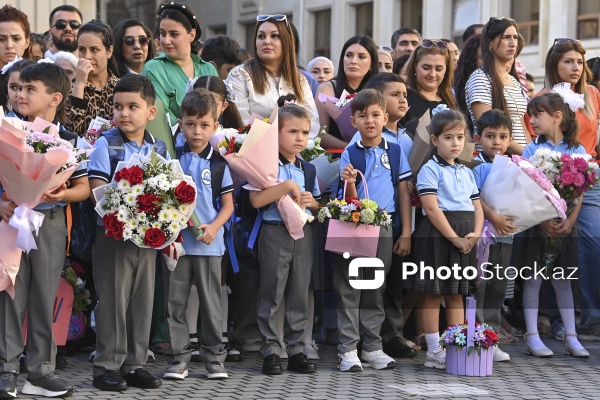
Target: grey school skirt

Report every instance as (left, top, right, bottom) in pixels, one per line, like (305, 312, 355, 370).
(405, 211, 477, 296)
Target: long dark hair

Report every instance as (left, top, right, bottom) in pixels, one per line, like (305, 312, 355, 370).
(112, 19, 155, 77)
(156, 2, 202, 55)
(334, 35, 378, 98)
(77, 20, 118, 76)
(192, 75, 243, 129)
(454, 34, 481, 130)
(0, 59, 36, 111)
(528, 92, 580, 148)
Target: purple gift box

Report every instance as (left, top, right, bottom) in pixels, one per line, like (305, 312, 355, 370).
(445, 297, 494, 376)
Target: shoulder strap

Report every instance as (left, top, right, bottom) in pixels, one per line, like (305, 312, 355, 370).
(210, 155, 227, 210)
(346, 144, 366, 188)
(299, 159, 316, 194)
(99, 128, 125, 180)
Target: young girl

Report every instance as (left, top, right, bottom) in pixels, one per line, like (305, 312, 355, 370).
(405, 108, 483, 369)
(0, 59, 35, 118)
(518, 91, 589, 358)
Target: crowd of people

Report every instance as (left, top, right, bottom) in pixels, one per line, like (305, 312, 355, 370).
(0, 2, 599, 398)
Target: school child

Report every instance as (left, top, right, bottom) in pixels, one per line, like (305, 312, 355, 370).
(404, 108, 483, 369)
(0, 62, 89, 398)
(248, 105, 320, 375)
(88, 74, 167, 391)
(518, 91, 589, 358)
(337, 88, 412, 372)
(472, 109, 516, 362)
(0, 59, 36, 118)
(162, 89, 234, 380)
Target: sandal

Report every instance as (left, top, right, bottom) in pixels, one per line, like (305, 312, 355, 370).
(500, 328, 519, 343)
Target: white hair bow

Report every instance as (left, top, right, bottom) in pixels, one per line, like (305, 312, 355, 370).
(552, 82, 585, 112)
(1, 57, 23, 75)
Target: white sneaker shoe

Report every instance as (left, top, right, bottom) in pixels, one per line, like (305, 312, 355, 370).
(338, 350, 363, 372)
(424, 348, 446, 369)
(493, 345, 510, 362)
(360, 349, 396, 370)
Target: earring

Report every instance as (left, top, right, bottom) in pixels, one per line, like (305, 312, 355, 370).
(6, 96, 11, 112)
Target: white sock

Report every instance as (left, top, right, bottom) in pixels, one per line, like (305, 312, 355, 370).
(523, 278, 546, 349)
(552, 279, 584, 349)
(425, 332, 440, 353)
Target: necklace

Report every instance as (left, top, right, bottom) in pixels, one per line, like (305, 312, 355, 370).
(271, 75, 281, 96)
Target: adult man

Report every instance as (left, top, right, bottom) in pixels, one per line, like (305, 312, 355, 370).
(390, 28, 421, 60)
(46, 5, 82, 57)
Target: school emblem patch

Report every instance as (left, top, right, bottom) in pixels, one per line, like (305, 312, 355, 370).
(381, 153, 391, 170)
(201, 168, 211, 185)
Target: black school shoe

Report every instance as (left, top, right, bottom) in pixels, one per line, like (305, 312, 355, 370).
(92, 371, 128, 391)
(262, 354, 283, 375)
(382, 337, 418, 358)
(123, 368, 162, 389)
(287, 353, 317, 374)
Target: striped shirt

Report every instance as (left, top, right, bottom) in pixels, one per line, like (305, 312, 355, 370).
(465, 68, 528, 146)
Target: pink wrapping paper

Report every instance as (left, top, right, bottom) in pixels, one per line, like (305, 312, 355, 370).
(317, 92, 356, 142)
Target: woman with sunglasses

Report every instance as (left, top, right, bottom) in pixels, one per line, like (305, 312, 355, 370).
(317, 35, 378, 148)
(142, 2, 217, 127)
(465, 17, 529, 154)
(0, 5, 31, 70)
(226, 14, 319, 136)
(65, 20, 119, 136)
(113, 19, 155, 77)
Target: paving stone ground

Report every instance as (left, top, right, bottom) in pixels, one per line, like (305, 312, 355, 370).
(14, 339, 600, 400)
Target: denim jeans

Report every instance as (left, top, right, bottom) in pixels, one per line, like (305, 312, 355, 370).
(577, 183, 600, 330)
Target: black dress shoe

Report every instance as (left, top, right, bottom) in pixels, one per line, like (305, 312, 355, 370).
(55, 355, 69, 370)
(92, 371, 128, 391)
(123, 368, 162, 388)
(262, 354, 283, 375)
(383, 337, 418, 358)
(287, 353, 317, 374)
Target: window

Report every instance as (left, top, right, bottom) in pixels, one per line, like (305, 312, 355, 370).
(245, 22, 255, 52)
(103, 0, 155, 35)
(452, 0, 479, 47)
(512, 0, 540, 45)
(210, 26, 227, 37)
(578, 0, 600, 39)
(401, 0, 423, 34)
(355, 2, 374, 38)
(314, 9, 331, 58)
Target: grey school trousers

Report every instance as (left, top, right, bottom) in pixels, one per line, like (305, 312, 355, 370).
(0, 207, 66, 379)
(92, 227, 155, 377)
(334, 227, 392, 354)
(257, 223, 313, 358)
(162, 255, 226, 363)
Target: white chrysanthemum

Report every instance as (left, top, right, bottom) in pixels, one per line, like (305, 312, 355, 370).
(152, 222, 162, 229)
(169, 221, 180, 232)
(178, 215, 188, 225)
(131, 184, 144, 196)
(138, 213, 147, 223)
(117, 209, 129, 222)
(123, 228, 134, 240)
(124, 194, 137, 206)
(158, 210, 170, 222)
(382, 213, 392, 227)
(139, 226, 149, 236)
(179, 204, 190, 214)
(147, 177, 159, 187)
(306, 139, 315, 150)
(117, 180, 130, 190)
(158, 179, 171, 191)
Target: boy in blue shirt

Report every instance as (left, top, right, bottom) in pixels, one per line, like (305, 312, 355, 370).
(162, 89, 234, 381)
(88, 74, 167, 392)
(338, 88, 412, 372)
(249, 105, 320, 375)
(472, 109, 516, 363)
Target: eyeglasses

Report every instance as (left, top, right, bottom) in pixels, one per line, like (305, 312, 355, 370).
(123, 36, 149, 47)
(421, 39, 448, 50)
(52, 19, 81, 30)
(378, 46, 392, 52)
(553, 38, 581, 46)
(256, 14, 287, 22)
(489, 16, 516, 23)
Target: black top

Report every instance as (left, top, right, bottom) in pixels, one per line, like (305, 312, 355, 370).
(400, 88, 447, 137)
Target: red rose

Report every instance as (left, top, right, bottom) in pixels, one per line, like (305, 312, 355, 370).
(102, 213, 124, 240)
(144, 227, 166, 248)
(114, 166, 144, 185)
(137, 193, 161, 214)
(484, 329, 498, 342)
(174, 181, 196, 204)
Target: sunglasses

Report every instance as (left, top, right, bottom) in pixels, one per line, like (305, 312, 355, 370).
(378, 46, 392, 52)
(421, 39, 448, 50)
(553, 38, 582, 46)
(52, 19, 81, 30)
(123, 36, 149, 47)
(256, 14, 287, 22)
(489, 16, 516, 23)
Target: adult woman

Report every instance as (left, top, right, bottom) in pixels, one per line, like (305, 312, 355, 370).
(307, 56, 334, 84)
(316, 35, 378, 148)
(400, 39, 456, 131)
(465, 18, 529, 154)
(112, 19, 155, 76)
(50, 51, 78, 81)
(454, 34, 482, 133)
(227, 14, 319, 136)
(142, 2, 217, 126)
(0, 5, 31, 70)
(378, 46, 393, 73)
(65, 20, 118, 136)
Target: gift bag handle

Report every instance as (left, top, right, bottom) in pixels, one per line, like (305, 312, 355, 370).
(342, 169, 369, 200)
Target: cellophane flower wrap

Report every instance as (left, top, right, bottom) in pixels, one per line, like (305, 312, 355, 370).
(440, 321, 499, 353)
(84, 118, 115, 146)
(317, 90, 357, 142)
(300, 126, 330, 162)
(317, 197, 392, 229)
(92, 151, 197, 270)
(215, 128, 249, 156)
(0, 117, 92, 298)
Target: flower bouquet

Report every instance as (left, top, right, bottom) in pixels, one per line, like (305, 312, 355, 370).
(318, 170, 391, 257)
(317, 90, 357, 142)
(92, 151, 197, 271)
(62, 258, 92, 342)
(84, 117, 115, 146)
(442, 297, 496, 376)
(0, 117, 92, 298)
(303, 126, 340, 193)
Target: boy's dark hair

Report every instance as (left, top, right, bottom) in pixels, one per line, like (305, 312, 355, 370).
(430, 109, 467, 137)
(350, 88, 387, 115)
(276, 93, 297, 108)
(0, 59, 36, 112)
(30, 33, 46, 51)
(49, 5, 82, 26)
(180, 88, 218, 121)
(392, 54, 410, 75)
(113, 73, 156, 105)
(278, 104, 310, 131)
(201, 35, 242, 68)
(366, 72, 405, 94)
(527, 92, 580, 149)
(390, 27, 421, 49)
(19, 63, 71, 122)
(462, 23, 484, 44)
(476, 109, 513, 137)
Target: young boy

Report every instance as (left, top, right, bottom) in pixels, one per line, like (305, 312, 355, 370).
(338, 88, 412, 372)
(162, 89, 234, 380)
(249, 105, 320, 375)
(472, 109, 515, 363)
(0, 63, 89, 398)
(88, 74, 167, 392)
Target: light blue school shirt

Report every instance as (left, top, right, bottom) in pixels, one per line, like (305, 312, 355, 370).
(262, 154, 321, 222)
(340, 138, 412, 213)
(523, 135, 586, 158)
(179, 143, 233, 256)
(417, 154, 480, 216)
(348, 126, 413, 159)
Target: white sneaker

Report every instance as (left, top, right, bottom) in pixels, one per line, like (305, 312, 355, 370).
(493, 345, 510, 362)
(360, 349, 396, 370)
(337, 350, 363, 372)
(424, 348, 446, 369)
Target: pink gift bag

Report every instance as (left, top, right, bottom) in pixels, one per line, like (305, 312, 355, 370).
(325, 170, 380, 258)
